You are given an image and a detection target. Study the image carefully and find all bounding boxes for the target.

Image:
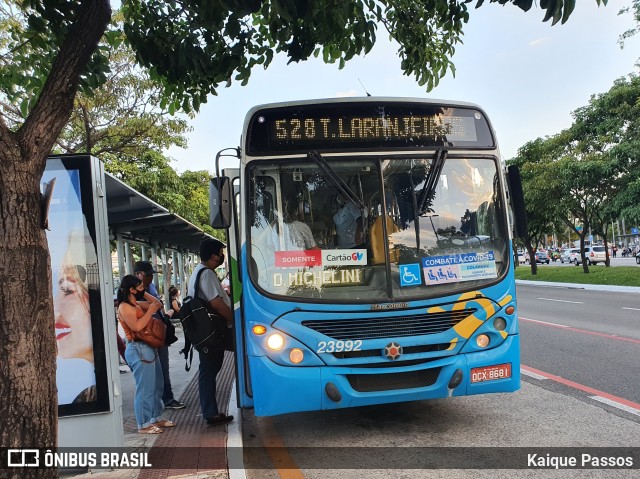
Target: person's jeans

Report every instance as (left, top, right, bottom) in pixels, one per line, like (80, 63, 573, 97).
(158, 344, 175, 405)
(125, 341, 165, 429)
(198, 349, 225, 419)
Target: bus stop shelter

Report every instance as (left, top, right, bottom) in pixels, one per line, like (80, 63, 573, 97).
(106, 171, 215, 296)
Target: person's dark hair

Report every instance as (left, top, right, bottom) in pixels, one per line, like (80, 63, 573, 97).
(117, 274, 141, 305)
(284, 194, 301, 223)
(169, 285, 179, 300)
(199, 238, 225, 261)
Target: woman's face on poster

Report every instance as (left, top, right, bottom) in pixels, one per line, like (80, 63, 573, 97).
(54, 270, 93, 363)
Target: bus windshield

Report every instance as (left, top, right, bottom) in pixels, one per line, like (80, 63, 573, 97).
(248, 155, 508, 302)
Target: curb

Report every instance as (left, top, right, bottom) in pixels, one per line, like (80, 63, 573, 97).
(227, 381, 245, 479)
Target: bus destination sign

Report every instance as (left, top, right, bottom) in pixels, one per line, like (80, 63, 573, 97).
(247, 103, 495, 154)
(272, 115, 474, 143)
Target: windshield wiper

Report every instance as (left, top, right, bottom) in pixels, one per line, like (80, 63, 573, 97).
(417, 149, 448, 216)
(308, 151, 365, 210)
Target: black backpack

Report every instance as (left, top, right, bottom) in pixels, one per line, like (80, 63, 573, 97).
(179, 268, 230, 370)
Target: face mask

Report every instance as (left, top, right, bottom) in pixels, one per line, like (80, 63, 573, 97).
(135, 289, 146, 301)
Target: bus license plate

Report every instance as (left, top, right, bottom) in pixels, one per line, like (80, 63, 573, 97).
(471, 363, 511, 383)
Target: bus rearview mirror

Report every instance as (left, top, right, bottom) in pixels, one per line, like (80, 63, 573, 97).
(507, 165, 528, 239)
(210, 176, 232, 229)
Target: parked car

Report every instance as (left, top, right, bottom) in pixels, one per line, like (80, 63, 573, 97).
(527, 250, 550, 264)
(517, 250, 526, 264)
(575, 246, 607, 265)
(560, 248, 580, 264)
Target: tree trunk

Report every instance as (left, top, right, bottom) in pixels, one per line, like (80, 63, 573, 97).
(579, 234, 589, 274)
(525, 243, 537, 275)
(0, 146, 57, 476)
(0, 2, 111, 477)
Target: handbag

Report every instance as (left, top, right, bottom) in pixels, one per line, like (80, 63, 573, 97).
(132, 317, 166, 349)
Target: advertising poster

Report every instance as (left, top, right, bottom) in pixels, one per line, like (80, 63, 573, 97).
(422, 251, 497, 286)
(43, 157, 108, 415)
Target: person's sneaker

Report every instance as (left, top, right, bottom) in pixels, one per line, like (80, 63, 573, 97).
(164, 399, 186, 409)
(206, 413, 234, 426)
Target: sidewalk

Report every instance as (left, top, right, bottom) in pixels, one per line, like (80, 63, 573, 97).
(62, 327, 242, 479)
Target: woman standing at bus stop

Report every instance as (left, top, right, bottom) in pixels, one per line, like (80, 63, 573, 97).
(117, 275, 175, 434)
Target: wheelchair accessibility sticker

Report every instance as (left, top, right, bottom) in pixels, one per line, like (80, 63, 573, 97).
(422, 251, 497, 285)
(399, 263, 422, 286)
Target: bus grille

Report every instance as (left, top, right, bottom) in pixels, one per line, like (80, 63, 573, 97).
(346, 368, 442, 392)
(302, 309, 476, 340)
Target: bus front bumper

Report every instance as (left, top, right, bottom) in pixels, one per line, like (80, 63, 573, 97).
(249, 335, 520, 416)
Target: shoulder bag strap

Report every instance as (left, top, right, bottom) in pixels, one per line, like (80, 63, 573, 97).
(194, 266, 208, 299)
(195, 266, 219, 315)
(182, 267, 210, 371)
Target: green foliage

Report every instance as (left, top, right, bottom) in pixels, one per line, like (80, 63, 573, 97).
(0, 1, 114, 118)
(508, 137, 567, 272)
(103, 150, 221, 237)
(466, 1, 608, 26)
(511, 74, 640, 272)
(569, 75, 640, 224)
(53, 28, 191, 159)
(1, 1, 609, 117)
(119, 0, 607, 112)
(619, 0, 640, 47)
(514, 265, 640, 287)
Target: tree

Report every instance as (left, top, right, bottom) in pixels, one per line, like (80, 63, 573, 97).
(108, 151, 222, 238)
(569, 75, 640, 225)
(0, 3, 112, 467)
(515, 134, 617, 273)
(555, 155, 613, 272)
(1, 4, 219, 234)
(0, 0, 608, 472)
(510, 138, 566, 274)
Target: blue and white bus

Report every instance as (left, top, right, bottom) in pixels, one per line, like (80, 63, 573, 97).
(211, 97, 528, 416)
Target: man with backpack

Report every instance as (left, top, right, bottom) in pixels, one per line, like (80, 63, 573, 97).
(187, 238, 234, 426)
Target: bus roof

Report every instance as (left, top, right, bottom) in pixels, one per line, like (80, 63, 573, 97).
(244, 96, 486, 122)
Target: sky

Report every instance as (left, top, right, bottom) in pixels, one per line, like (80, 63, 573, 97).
(166, 1, 640, 173)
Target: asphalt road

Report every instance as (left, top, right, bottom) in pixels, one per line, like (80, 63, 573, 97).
(517, 282, 640, 408)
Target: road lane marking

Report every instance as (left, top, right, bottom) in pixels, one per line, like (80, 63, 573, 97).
(537, 297, 584, 304)
(589, 396, 640, 417)
(520, 317, 640, 344)
(259, 416, 305, 479)
(622, 307, 640, 311)
(521, 365, 640, 414)
(520, 368, 548, 380)
(520, 317, 569, 328)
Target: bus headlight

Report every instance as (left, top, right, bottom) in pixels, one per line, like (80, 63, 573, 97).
(267, 333, 285, 351)
(289, 348, 304, 364)
(476, 334, 490, 348)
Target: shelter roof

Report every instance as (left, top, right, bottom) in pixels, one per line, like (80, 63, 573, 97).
(105, 172, 214, 252)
